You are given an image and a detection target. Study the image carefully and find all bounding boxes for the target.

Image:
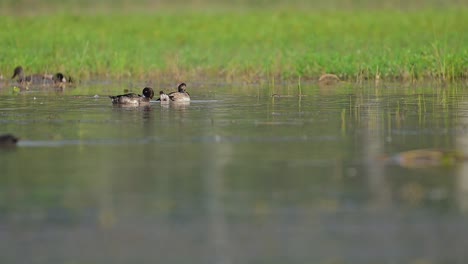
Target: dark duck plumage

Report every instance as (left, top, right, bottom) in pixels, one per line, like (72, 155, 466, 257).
(109, 87, 155, 105)
(0, 134, 19, 147)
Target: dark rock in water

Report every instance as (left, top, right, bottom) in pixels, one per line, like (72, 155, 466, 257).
(0, 134, 19, 147)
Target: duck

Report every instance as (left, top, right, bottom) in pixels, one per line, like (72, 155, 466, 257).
(109, 87, 155, 105)
(382, 149, 467, 169)
(158, 91, 170, 103)
(51, 73, 72, 89)
(168, 83, 190, 102)
(12, 66, 73, 89)
(318, 73, 340, 86)
(0, 134, 19, 147)
(44, 72, 73, 83)
(11, 66, 44, 87)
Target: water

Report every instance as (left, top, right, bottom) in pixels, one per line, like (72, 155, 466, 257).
(1, 82, 468, 263)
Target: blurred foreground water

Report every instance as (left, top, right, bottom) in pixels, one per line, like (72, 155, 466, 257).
(1, 81, 468, 263)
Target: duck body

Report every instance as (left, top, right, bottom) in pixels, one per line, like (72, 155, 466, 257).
(109, 87, 154, 105)
(318, 73, 340, 86)
(159, 91, 170, 104)
(12, 66, 43, 87)
(0, 134, 19, 147)
(168, 83, 190, 102)
(51, 73, 73, 89)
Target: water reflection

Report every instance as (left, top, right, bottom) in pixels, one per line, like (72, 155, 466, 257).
(1, 82, 468, 263)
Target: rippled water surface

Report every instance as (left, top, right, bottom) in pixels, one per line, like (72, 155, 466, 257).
(1, 82, 468, 263)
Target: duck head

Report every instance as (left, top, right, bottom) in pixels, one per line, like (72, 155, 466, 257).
(142, 87, 154, 99)
(54, 73, 67, 83)
(178, 83, 187, 92)
(11, 66, 24, 79)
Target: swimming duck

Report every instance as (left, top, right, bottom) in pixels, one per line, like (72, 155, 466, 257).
(168, 83, 190, 102)
(382, 149, 467, 169)
(0, 134, 19, 147)
(159, 91, 170, 103)
(318, 73, 340, 86)
(109, 87, 155, 105)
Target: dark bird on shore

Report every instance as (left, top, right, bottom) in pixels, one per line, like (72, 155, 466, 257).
(11, 66, 44, 87)
(51, 72, 71, 89)
(109, 87, 155, 105)
(12, 66, 73, 89)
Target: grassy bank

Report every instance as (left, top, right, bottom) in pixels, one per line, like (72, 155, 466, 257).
(0, 8, 466, 83)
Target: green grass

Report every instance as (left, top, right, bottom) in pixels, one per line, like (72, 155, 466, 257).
(0, 7, 466, 83)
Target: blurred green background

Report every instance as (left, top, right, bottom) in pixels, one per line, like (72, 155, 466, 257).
(1, 0, 466, 82)
(2, 0, 467, 11)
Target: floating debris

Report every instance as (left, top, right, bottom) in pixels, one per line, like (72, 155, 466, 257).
(383, 149, 467, 169)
